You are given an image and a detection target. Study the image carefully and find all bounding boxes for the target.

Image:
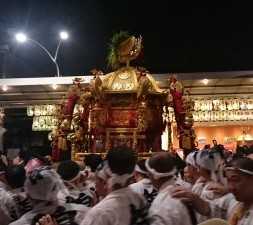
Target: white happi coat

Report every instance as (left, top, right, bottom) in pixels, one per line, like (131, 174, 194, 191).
(129, 178, 157, 206)
(9, 200, 89, 225)
(200, 184, 223, 201)
(129, 178, 155, 195)
(196, 182, 226, 223)
(0, 188, 15, 225)
(175, 176, 193, 190)
(148, 179, 192, 225)
(57, 184, 95, 207)
(210, 193, 253, 225)
(191, 177, 205, 196)
(9, 187, 33, 219)
(80, 187, 150, 225)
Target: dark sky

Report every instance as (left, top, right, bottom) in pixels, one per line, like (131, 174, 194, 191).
(1, 0, 253, 78)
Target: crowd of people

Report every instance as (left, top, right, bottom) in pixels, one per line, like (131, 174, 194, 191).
(0, 143, 252, 225)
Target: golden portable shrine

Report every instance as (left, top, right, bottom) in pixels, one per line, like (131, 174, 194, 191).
(48, 31, 196, 161)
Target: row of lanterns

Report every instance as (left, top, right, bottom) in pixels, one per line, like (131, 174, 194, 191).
(27, 104, 58, 116)
(0, 107, 4, 121)
(29, 104, 85, 131)
(27, 98, 253, 117)
(194, 98, 253, 111)
(166, 108, 253, 123)
(28, 105, 59, 131)
(193, 110, 253, 122)
(32, 116, 58, 131)
(28, 98, 253, 131)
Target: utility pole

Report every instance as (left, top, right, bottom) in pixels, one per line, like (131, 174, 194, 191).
(0, 44, 9, 79)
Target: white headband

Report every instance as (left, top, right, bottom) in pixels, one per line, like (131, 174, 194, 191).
(63, 170, 87, 183)
(25, 167, 61, 201)
(224, 167, 253, 175)
(135, 165, 148, 175)
(103, 164, 134, 188)
(145, 158, 177, 179)
(185, 151, 198, 168)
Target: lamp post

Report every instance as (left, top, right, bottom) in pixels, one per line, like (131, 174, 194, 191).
(15, 31, 69, 77)
(0, 44, 9, 79)
(0, 44, 9, 91)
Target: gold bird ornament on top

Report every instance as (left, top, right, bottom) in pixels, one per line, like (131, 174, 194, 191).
(107, 30, 142, 70)
(117, 35, 142, 64)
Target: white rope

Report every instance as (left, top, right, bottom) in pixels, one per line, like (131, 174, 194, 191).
(135, 164, 148, 175)
(145, 158, 177, 179)
(224, 166, 253, 175)
(103, 165, 134, 188)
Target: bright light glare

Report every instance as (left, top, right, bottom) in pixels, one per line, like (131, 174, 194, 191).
(203, 79, 209, 85)
(2, 86, 8, 91)
(52, 84, 58, 90)
(60, 31, 68, 40)
(16, 33, 27, 43)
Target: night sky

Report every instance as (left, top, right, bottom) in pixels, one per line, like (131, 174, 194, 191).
(1, 0, 253, 78)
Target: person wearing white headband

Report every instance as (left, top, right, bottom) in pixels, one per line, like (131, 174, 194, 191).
(185, 151, 207, 195)
(175, 150, 202, 193)
(172, 157, 253, 225)
(129, 159, 157, 207)
(9, 166, 89, 225)
(81, 145, 150, 225)
(147, 152, 192, 225)
(194, 149, 228, 223)
(56, 160, 95, 207)
(195, 149, 222, 184)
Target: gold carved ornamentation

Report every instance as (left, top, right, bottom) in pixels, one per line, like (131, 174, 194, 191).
(137, 101, 148, 131)
(112, 83, 123, 90)
(50, 32, 171, 161)
(119, 72, 131, 80)
(125, 83, 134, 90)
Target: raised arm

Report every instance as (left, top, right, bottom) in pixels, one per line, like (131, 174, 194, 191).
(171, 186, 211, 216)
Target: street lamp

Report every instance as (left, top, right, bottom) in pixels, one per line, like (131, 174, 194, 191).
(15, 31, 69, 77)
(0, 44, 9, 91)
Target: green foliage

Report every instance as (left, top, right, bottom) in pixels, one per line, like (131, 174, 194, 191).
(107, 30, 130, 71)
